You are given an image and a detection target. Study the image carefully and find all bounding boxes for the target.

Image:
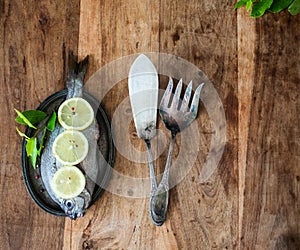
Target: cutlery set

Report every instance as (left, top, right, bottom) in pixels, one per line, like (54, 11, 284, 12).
(128, 54, 205, 226)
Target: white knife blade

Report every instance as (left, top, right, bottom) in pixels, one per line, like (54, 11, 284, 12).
(128, 54, 158, 140)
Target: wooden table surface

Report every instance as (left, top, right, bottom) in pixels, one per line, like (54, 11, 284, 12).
(1, 1, 299, 249)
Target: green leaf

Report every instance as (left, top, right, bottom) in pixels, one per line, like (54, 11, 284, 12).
(16, 127, 30, 139)
(15, 109, 57, 170)
(29, 155, 37, 169)
(26, 137, 36, 157)
(251, 0, 274, 17)
(15, 109, 47, 126)
(269, 0, 293, 12)
(246, 0, 255, 11)
(14, 109, 37, 129)
(288, 0, 300, 15)
(235, 0, 249, 9)
(26, 137, 38, 169)
(47, 111, 57, 131)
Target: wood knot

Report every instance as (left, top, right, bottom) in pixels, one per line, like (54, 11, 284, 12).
(39, 11, 50, 34)
(127, 189, 134, 196)
(172, 25, 183, 46)
(82, 240, 94, 250)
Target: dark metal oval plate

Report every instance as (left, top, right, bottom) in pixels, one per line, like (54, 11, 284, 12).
(21, 90, 115, 217)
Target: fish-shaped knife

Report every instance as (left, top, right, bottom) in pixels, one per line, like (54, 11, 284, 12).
(128, 54, 159, 223)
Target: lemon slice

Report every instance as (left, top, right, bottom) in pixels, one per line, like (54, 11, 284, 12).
(58, 97, 94, 130)
(51, 166, 86, 199)
(52, 130, 88, 165)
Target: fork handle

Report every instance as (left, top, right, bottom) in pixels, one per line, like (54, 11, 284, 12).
(149, 133, 176, 226)
(160, 133, 176, 184)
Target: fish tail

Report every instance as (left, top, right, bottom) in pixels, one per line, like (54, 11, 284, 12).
(66, 51, 89, 98)
(68, 51, 89, 81)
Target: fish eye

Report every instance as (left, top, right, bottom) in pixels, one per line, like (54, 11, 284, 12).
(66, 200, 73, 208)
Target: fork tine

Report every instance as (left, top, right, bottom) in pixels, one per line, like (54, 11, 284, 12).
(160, 77, 173, 109)
(180, 80, 193, 111)
(190, 83, 205, 115)
(171, 79, 182, 110)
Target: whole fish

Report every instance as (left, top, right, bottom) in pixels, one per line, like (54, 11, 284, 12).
(40, 52, 99, 219)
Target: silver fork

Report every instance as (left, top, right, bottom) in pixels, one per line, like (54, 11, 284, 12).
(149, 77, 204, 226)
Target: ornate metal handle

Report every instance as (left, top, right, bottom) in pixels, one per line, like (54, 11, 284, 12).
(149, 134, 176, 226)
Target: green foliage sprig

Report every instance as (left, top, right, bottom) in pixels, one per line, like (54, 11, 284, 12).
(235, 0, 300, 17)
(15, 109, 57, 169)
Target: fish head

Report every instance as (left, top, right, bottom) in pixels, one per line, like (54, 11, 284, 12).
(61, 190, 91, 220)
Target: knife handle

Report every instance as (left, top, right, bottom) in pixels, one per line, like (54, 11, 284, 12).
(145, 139, 157, 192)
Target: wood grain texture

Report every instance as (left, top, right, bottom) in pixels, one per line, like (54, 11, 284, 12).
(63, 1, 162, 249)
(237, 8, 256, 248)
(0, 0, 300, 249)
(158, 0, 238, 249)
(0, 0, 79, 249)
(239, 11, 300, 249)
(64, 0, 238, 249)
